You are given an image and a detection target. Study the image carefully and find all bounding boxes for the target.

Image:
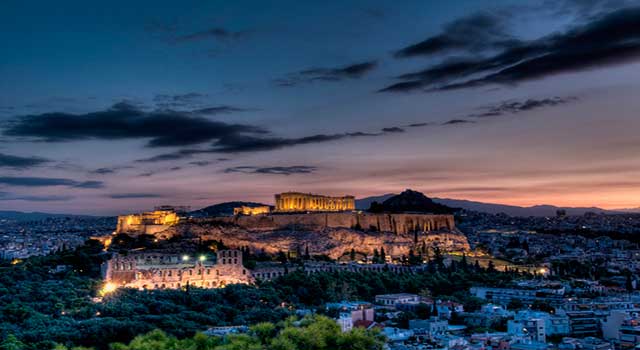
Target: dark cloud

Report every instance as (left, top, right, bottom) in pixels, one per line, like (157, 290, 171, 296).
(71, 181, 104, 189)
(470, 97, 578, 118)
(108, 193, 163, 199)
(0, 192, 74, 202)
(135, 133, 355, 161)
(408, 122, 430, 127)
(192, 106, 253, 115)
(442, 119, 474, 125)
(136, 122, 434, 162)
(211, 133, 350, 153)
(0, 153, 49, 169)
(224, 166, 317, 175)
(152, 93, 249, 112)
(188, 158, 228, 166)
(275, 61, 378, 86)
(189, 161, 211, 167)
(0, 177, 104, 188)
(90, 168, 115, 175)
(394, 12, 517, 58)
(383, 6, 640, 92)
(174, 27, 247, 43)
(3, 102, 267, 148)
(382, 127, 405, 133)
(153, 92, 206, 106)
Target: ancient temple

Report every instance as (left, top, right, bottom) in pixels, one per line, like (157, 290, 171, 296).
(274, 192, 355, 212)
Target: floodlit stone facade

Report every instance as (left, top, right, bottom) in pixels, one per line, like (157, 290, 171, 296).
(102, 249, 251, 290)
(116, 209, 181, 235)
(275, 192, 355, 212)
(233, 205, 271, 216)
(219, 212, 455, 235)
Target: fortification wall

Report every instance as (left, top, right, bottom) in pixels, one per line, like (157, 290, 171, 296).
(215, 212, 455, 235)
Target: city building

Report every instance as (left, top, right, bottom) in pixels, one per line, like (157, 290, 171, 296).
(618, 316, 640, 349)
(508, 317, 547, 343)
(508, 310, 571, 338)
(409, 317, 449, 336)
(558, 337, 613, 350)
(375, 293, 421, 306)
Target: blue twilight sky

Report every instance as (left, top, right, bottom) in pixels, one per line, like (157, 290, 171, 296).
(1, 0, 640, 215)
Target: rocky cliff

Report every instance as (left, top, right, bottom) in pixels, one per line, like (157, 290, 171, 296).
(159, 219, 469, 259)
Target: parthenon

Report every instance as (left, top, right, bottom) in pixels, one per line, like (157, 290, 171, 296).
(275, 192, 355, 212)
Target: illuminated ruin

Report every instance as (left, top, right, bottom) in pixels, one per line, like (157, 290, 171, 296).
(233, 205, 271, 216)
(102, 249, 251, 290)
(274, 192, 355, 212)
(116, 208, 181, 234)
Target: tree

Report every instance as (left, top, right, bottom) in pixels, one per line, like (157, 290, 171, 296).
(277, 251, 288, 263)
(350, 249, 356, 261)
(250, 322, 276, 345)
(408, 250, 421, 266)
(0, 335, 26, 350)
(415, 303, 432, 319)
(304, 246, 311, 260)
(368, 201, 384, 213)
(487, 260, 496, 272)
(380, 247, 386, 263)
(507, 299, 525, 310)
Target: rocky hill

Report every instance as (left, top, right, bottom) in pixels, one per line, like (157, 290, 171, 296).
(369, 189, 455, 214)
(190, 201, 270, 217)
(164, 221, 470, 259)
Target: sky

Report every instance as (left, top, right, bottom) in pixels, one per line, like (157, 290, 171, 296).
(1, 0, 640, 215)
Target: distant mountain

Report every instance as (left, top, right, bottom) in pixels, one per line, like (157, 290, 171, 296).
(190, 201, 270, 217)
(356, 193, 616, 217)
(0, 210, 98, 221)
(355, 193, 395, 210)
(611, 207, 640, 213)
(431, 198, 612, 217)
(368, 189, 456, 214)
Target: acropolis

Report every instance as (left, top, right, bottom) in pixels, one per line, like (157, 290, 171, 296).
(274, 192, 355, 212)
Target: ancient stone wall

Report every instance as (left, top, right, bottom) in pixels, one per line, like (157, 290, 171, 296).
(214, 212, 455, 235)
(233, 205, 271, 216)
(116, 210, 180, 234)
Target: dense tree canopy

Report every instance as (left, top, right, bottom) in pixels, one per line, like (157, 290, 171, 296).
(0, 241, 522, 349)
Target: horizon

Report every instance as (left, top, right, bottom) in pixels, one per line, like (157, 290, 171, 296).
(2, 0, 640, 215)
(1, 191, 631, 217)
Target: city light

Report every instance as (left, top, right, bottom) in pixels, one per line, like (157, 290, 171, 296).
(199, 255, 206, 262)
(99, 282, 118, 296)
(182, 255, 190, 261)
